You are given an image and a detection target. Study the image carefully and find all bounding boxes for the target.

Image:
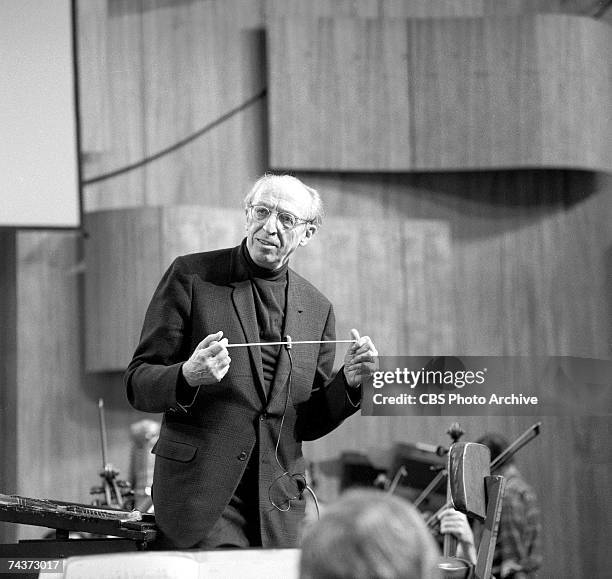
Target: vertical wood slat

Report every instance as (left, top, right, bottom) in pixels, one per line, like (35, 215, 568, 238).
(84, 208, 163, 372)
(265, 0, 380, 19)
(13, 232, 96, 540)
(160, 206, 245, 266)
(140, 0, 267, 208)
(0, 232, 17, 543)
(383, 0, 485, 18)
(266, 0, 609, 19)
(537, 15, 612, 169)
(75, 0, 111, 157)
(268, 17, 413, 171)
(268, 15, 612, 172)
(408, 16, 543, 170)
(78, 0, 146, 211)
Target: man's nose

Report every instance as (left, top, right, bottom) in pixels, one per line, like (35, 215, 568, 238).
(262, 212, 279, 233)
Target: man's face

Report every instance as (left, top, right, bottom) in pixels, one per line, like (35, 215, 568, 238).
(245, 182, 317, 270)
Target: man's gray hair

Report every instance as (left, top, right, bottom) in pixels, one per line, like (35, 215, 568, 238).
(243, 174, 324, 227)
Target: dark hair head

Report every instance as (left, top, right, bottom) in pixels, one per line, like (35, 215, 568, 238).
(476, 432, 511, 463)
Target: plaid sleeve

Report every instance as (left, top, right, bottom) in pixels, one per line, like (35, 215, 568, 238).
(496, 476, 542, 578)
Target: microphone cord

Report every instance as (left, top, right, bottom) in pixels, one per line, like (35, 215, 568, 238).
(270, 336, 320, 519)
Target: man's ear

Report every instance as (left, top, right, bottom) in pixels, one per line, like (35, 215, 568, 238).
(299, 224, 317, 246)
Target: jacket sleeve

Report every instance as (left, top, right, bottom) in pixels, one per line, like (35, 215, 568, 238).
(294, 304, 361, 441)
(124, 258, 195, 414)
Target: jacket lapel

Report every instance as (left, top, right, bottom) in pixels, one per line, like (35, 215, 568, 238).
(230, 279, 267, 405)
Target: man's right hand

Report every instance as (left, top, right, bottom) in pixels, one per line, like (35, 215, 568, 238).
(182, 331, 231, 386)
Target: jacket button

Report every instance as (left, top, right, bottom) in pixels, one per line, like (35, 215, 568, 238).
(260, 412, 268, 421)
(238, 451, 248, 461)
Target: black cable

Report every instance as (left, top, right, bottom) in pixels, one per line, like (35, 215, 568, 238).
(268, 340, 320, 514)
(82, 88, 267, 186)
(273, 345, 293, 473)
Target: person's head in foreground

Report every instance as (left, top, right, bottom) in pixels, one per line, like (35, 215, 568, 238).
(299, 489, 441, 579)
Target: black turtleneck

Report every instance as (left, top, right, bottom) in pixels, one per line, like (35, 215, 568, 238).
(240, 240, 288, 391)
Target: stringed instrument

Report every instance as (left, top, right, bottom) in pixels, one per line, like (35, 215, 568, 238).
(433, 424, 541, 579)
(437, 426, 481, 579)
(90, 398, 134, 509)
(425, 422, 541, 532)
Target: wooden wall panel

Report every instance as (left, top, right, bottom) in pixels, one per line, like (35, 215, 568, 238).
(11, 233, 93, 540)
(381, 0, 485, 18)
(266, 0, 380, 19)
(537, 15, 612, 170)
(141, 0, 267, 207)
(78, 0, 267, 213)
(270, 18, 413, 170)
(387, 0, 612, 18)
(84, 208, 163, 372)
(160, 207, 245, 266)
(408, 17, 542, 170)
(268, 15, 612, 172)
(75, 0, 111, 157)
(0, 232, 17, 543)
(572, 416, 612, 574)
(267, 0, 611, 19)
(78, 0, 146, 211)
(16, 233, 82, 501)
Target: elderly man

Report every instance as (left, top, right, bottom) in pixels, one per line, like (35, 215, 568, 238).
(125, 174, 377, 549)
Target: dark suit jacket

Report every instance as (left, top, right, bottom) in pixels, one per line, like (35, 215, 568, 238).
(124, 244, 360, 548)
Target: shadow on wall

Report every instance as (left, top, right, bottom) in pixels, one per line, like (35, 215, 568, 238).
(300, 169, 598, 240)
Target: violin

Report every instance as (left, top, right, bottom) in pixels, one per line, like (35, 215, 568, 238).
(426, 422, 541, 531)
(438, 424, 474, 579)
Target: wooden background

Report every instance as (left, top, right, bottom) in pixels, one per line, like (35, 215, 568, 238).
(268, 15, 611, 171)
(1, 1, 611, 576)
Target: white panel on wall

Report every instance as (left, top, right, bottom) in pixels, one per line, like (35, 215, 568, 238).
(0, 0, 80, 228)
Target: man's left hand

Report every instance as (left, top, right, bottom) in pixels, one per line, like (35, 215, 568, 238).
(343, 328, 378, 388)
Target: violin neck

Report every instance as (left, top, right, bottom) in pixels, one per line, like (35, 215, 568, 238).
(443, 529, 458, 558)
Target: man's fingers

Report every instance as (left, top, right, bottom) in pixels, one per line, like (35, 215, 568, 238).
(349, 329, 366, 353)
(205, 337, 228, 355)
(196, 331, 224, 350)
(347, 351, 376, 365)
(350, 337, 377, 357)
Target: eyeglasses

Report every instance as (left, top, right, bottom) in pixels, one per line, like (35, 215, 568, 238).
(268, 472, 307, 512)
(249, 205, 311, 231)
